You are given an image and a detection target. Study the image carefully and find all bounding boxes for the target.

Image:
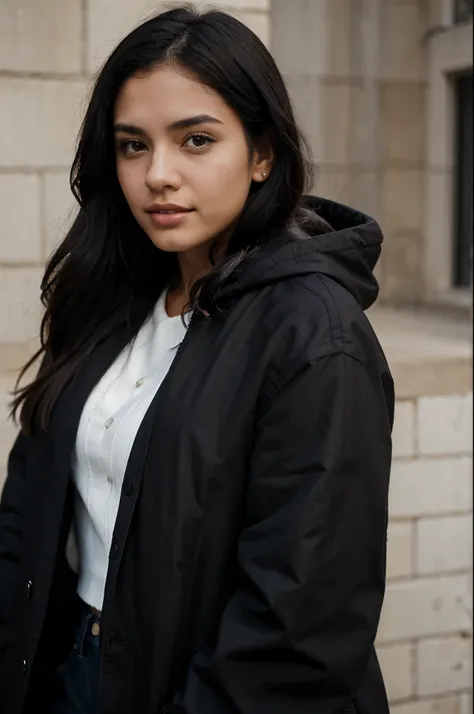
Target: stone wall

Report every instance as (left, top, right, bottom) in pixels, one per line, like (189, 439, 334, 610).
(378, 391, 472, 713)
(271, 0, 472, 309)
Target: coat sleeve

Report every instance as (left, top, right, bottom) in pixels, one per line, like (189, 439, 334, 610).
(0, 431, 29, 657)
(170, 351, 394, 714)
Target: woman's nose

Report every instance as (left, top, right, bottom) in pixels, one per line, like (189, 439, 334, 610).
(145, 149, 182, 191)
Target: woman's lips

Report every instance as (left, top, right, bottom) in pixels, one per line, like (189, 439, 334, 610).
(147, 209, 194, 227)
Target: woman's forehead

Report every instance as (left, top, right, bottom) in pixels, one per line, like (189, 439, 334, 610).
(114, 65, 232, 127)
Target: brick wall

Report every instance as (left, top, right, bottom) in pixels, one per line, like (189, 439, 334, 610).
(378, 393, 473, 713)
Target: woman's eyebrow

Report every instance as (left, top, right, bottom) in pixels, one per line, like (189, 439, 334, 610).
(113, 123, 146, 136)
(113, 115, 223, 135)
(167, 114, 223, 130)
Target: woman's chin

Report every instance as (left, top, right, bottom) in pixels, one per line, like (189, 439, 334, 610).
(146, 228, 205, 254)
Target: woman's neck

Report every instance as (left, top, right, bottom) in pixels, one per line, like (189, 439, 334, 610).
(165, 245, 213, 317)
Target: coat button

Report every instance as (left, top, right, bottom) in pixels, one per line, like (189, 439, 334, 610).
(22, 659, 28, 675)
(26, 580, 33, 599)
(123, 480, 134, 496)
(110, 542, 119, 559)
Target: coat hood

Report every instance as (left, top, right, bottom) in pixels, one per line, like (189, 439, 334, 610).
(209, 196, 384, 312)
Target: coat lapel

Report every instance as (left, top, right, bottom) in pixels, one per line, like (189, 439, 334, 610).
(50, 327, 134, 487)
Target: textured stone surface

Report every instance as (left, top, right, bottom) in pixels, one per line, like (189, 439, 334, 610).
(0, 78, 88, 168)
(418, 394, 473, 456)
(417, 515, 473, 575)
(0, 267, 43, 344)
(389, 457, 472, 519)
(392, 400, 416, 458)
(378, 642, 413, 701)
(417, 636, 473, 696)
(387, 522, 413, 579)
(0, 0, 83, 73)
(378, 574, 472, 643)
(0, 173, 42, 262)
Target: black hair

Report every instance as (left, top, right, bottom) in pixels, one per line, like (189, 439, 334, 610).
(11, 3, 329, 434)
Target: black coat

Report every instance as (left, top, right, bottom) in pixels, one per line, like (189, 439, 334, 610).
(0, 198, 394, 714)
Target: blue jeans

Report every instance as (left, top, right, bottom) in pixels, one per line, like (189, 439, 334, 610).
(51, 599, 101, 714)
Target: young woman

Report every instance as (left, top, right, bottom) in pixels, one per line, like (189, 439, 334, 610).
(0, 6, 394, 714)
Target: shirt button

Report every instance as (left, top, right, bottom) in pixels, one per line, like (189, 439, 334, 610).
(107, 476, 113, 484)
(123, 480, 134, 496)
(26, 580, 33, 599)
(135, 378, 145, 388)
(104, 417, 115, 429)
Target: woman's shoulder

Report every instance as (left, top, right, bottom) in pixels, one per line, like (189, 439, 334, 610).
(254, 273, 388, 384)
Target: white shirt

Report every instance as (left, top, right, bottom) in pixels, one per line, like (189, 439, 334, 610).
(71, 291, 187, 609)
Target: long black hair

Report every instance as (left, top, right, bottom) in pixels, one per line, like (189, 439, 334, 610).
(11, 3, 325, 434)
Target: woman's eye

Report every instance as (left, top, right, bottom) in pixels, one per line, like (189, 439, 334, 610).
(118, 140, 146, 156)
(184, 134, 214, 150)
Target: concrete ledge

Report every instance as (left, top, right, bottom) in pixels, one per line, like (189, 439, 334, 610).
(369, 307, 472, 398)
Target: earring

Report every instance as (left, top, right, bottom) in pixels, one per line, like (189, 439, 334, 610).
(262, 172, 267, 178)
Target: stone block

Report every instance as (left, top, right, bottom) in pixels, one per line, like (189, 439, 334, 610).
(381, 169, 424, 234)
(86, 0, 269, 73)
(43, 172, 77, 259)
(379, 230, 423, 305)
(319, 82, 361, 165)
(377, 642, 413, 701)
(416, 515, 473, 575)
(271, 0, 361, 79)
(270, 0, 327, 77)
(350, 171, 382, 219)
(417, 394, 473, 457)
(423, 169, 455, 298)
(379, 81, 426, 166)
(460, 693, 472, 714)
(285, 78, 361, 167)
(391, 696, 462, 714)
(0, 0, 83, 73)
(0, 173, 42, 263)
(379, 1, 424, 81)
(283, 74, 322, 164)
(86, 0, 162, 73)
(0, 78, 88, 169)
(389, 457, 472, 519)
(426, 0, 453, 28)
(417, 635, 473, 696)
(393, 400, 416, 458)
(0, 267, 43, 344)
(387, 521, 413, 579)
(377, 574, 472, 643)
(313, 170, 354, 206)
(325, 0, 357, 79)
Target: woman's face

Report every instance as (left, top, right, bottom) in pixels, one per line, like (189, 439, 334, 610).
(114, 64, 272, 255)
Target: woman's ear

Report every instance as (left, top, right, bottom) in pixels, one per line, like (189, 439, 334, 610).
(251, 131, 275, 183)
